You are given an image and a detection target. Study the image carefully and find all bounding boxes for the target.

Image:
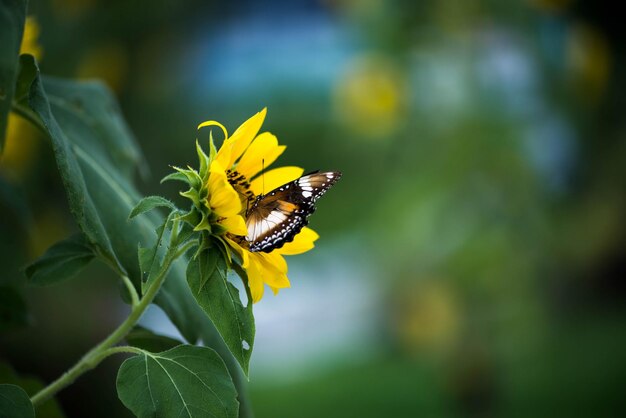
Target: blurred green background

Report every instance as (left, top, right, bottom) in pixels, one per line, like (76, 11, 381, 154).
(1, 0, 625, 417)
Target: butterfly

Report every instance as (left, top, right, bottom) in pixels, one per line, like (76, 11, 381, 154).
(245, 171, 342, 253)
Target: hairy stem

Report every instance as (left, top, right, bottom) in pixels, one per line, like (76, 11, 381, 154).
(30, 250, 179, 407)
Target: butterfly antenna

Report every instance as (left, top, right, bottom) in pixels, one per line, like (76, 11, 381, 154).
(262, 158, 265, 196)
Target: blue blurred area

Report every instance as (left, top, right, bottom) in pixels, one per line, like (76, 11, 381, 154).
(1, 0, 625, 417)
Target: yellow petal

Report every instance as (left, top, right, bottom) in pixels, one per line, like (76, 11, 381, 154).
(235, 132, 285, 179)
(208, 161, 241, 217)
(215, 142, 232, 170)
(249, 166, 304, 196)
(254, 253, 290, 288)
(220, 215, 247, 236)
(217, 108, 267, 169)
(260, 251, 288, 274)
(227, 239, 291, 303)
(197, 120, 228, 137)
(270, 286, 281, 295)
(247, 257, 266, 303)
(198, 120, 231, 168)
(276, 227, 319, 256)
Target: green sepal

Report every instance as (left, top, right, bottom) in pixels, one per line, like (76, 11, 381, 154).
(180, 187, 201, 208)
(207, 211, 228, 235)
(209, 131, 218, 163)
(211, 223, 228, 236)
(172, 165, 202, 190)
(193, 215, 212, 233)
(186, 165, 204, 188)
(196, 140, 210, 181)
(178, 207, 202, 228)
(160, 170, 190, 184)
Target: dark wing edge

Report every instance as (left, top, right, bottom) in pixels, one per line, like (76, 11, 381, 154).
(247, 171, 342, 252)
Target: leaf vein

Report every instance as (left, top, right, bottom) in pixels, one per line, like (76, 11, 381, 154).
(149, 356, 192, 418)
(157, 356, 227, 415)
(144, 355, 157, 414)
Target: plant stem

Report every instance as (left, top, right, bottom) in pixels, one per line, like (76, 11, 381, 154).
(30, 251, 178, 407)
(120, 274, 140, 308)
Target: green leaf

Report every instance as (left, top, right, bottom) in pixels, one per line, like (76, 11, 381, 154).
(116, 345, 239, 418)
(0, 363, 65, 418)
(187, 249, 255, 375)
(0, 0, 27, 151)
(125, 325, 183, 353)
(129, 195, 176, 219)
(0, 384, 34, 418)
(0, 286, 28, 332)
(24, 234, 94, 286)
(13, 55, 204, 343)
(138, 210, 177, 294)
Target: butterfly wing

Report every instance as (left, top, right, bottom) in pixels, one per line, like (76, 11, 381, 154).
(246, 171, 341, 252)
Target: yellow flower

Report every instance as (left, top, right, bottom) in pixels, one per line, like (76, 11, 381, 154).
(21, 17, 43, 60)
(226, 228, 319, 303)
(205, 159, 247, 236)
(197, 109, 319, 303)
(2, 17, 42, 171)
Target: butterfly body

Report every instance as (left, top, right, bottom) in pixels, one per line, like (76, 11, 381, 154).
(245, 171, 341, 252)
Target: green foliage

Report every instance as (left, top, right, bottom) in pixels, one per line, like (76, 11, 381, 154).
(137, 211, 177, 294)
(129, 196, 176, 219)
(125, 326, 183, 353)
(0, 0, 27, 150)
(24, 234, 94, 286)
(1, 7, 257, 416)
(187, 249, 255, 375)
(0, 363, 65, 418)
(168, 142, 213, 235)
(13, 55, 203, 343)
(116, 345, 239, 418)
(0, 384, 34, 418)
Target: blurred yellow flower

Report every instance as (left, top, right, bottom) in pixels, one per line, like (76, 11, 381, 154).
(334, 53, 406, 140)
(76, 43, 129, 93)
(2, 17, 43, 176)
(567, 23, 611, 104)
(198, 109, 319, 303)
(20, 16, 43, 60)
(392, 280, 460, 354)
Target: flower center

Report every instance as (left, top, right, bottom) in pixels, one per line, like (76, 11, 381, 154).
(227, 170, 255, 212)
